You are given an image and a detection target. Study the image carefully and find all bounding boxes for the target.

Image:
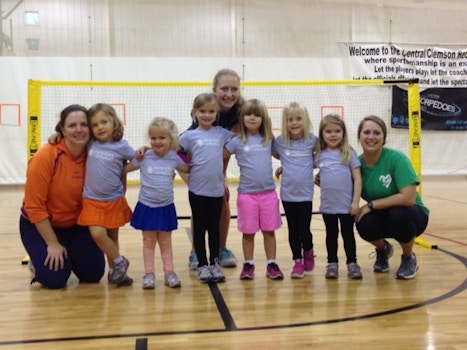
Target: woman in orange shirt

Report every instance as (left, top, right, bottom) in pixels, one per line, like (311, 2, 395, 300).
(20, 104, 105, 289)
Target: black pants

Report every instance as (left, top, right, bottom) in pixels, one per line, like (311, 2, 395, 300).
(355, 205, 429, 244)
(322, 213, 357, 264)
(282, 201, 314, 260)
(188, 191, 223, 266)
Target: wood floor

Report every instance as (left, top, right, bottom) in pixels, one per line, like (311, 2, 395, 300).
(0, 176, 466, 350)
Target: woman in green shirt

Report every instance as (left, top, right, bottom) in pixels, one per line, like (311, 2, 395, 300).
(355, 115, 429, 280)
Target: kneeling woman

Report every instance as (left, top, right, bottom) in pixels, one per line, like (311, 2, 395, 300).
(355, 115, 429, 280)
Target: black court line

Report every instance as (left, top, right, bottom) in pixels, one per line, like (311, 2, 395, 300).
(2, 247, 466, 347)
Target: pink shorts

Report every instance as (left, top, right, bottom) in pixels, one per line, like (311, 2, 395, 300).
(237, 190, 282, 234)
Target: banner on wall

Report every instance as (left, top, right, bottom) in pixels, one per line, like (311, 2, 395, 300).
(392, 86, 467, 130)
(348, 44, 467, 88)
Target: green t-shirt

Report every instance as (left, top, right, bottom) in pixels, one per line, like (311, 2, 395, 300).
(359, 148, 429, 215)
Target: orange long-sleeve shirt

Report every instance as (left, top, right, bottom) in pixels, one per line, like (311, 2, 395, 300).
(21, 139, 87, 228)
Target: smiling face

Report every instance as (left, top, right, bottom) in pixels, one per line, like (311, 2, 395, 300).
(61, 110, 90, 149)
(322, 122, 344, 150)
(149, 128, 172, 157)
(193, 102, 218, 130)
(90, 111, 114, 142)
(286, 114, 305, 140)
(243, 113, 263, 135)
(213, 74, 241, 112)
(359, 120, 385, 153)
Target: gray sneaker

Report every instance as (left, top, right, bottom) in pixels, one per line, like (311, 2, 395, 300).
(373, 240, 394, 273)
(197, 265, 212, 283)
(347, 262, 363, 279)
(396, 254, 418, 280)
(142, 273, 155, 289)
(209, 263, 226, 283)
(325, 262, 339, 279)
(164, 271, 181, 288)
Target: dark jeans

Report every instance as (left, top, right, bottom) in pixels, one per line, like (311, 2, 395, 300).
(20, 216, 105, 289)
(355, 206, 429, 244)
(188, 191, 223, 266)
(282, 201, 314, 260)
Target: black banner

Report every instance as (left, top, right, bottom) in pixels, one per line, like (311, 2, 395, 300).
(391, 86, 467, 130)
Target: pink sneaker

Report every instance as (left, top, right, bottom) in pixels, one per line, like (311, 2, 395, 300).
(291, 259, 305, 279)
(240, 263, 255, 280)
(304, 249, 315, 272)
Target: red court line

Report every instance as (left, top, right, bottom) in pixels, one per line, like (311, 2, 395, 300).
(424, 232, 467, 247)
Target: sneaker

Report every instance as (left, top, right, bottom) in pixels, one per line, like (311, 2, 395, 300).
(219, 248, 238, 267)
(303, 249, 315, 272)
(266, 263, 284, 280)
(325, 262, 339, 279)
(197, 265, 212, 283)
(109, 271, 134, 287)
(347, 262, 363, 279)
(291, 259, 305, 279)
(188, 251, 199, 271)
(111, 256, 130, 284)
(164, 271, 181, 288)
(373, 240, 394, 273)
(209, 263, 226, 283)
(142, 273, 155, 289)
(396, 254, 418, 280)
(240, 263, 255, 280)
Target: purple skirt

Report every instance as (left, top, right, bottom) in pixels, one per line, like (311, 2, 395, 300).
(130, 201, 178, 232)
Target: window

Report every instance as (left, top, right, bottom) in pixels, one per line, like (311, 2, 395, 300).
(26, 39, 40, 52)
(25, 11, 39, 26)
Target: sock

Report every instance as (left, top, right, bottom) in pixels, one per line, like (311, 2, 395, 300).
(245, 260, 255, 265)
(267, 259, 276, 265)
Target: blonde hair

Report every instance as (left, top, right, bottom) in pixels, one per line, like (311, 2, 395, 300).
(88, 103, 124, 141)
(315, 113, 353, 164)
(147, 117, 180, 150)
(281, 101, 313, 146)
(239, 99, 273, 146)
(212, 68, 245, 106)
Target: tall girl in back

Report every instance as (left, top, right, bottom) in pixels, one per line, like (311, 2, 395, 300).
(224, 99, 284, 280)
(179, 93, 232, 284)
(314, 114, 362, 279)
(126, 117, 189, 289)
(273, 102, 318, 279)
(77, 103, 135, 286)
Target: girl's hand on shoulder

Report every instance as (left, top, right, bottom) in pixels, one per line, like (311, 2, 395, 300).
(48, 132, 61, 145)
(135, 146, 149, 160)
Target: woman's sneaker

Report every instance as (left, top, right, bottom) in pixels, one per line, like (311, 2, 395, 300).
(325, 263, 339, 279)
(291, 259, 305, 279)
(164, 272, 181, 288)
(219, 248, 238, 267)
(188, 251, 199, 271)
(373, 240, 394, 273)
(240, 263, 255, 280)
(396, 254, 418, 280)
(142, 273, 155, 289)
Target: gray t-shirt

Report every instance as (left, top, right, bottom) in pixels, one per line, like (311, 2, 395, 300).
(316, 149, 361, 214)
(225, 133, 275, 194)
(179, 126, 232, 197)
(131, 149, 186, 208)
(83, 139, 135, 201)
(273, 133, 318, 202)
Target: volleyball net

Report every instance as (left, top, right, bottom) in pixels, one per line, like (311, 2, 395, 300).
(27, 78, 434, 248)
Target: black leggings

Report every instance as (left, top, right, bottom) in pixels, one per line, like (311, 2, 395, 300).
(356, 206, 429, 244)
(188, 191, 223, 266)
(282, 201, 313, 260)
(322, 213, 357, 264)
